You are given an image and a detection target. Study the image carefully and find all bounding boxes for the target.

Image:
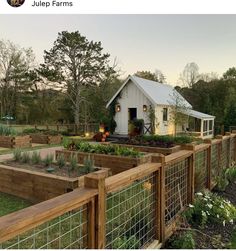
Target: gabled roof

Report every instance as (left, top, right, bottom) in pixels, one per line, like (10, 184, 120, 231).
(106, 75, 192, 108)
(183, 109, 215, 120)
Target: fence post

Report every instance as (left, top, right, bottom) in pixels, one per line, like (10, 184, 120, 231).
(156, 155, 166, 243)
(84, 170, 108, 249)
(204, 139, 212, 190)
(216, 135, 223, 171)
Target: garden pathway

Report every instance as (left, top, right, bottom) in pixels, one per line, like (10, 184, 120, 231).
(0, 146, 63, 162)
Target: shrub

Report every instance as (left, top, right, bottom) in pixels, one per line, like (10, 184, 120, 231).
(21, 151, 31, 163)
(225, 167, 236, 183)
(184, 191, 236, 227)
(43, 154, 54, 167)
(215, 170, 229, 192)
(229, 227, 236, 248)
(168, 231, 195, 249)
(57, 154, 66, 169)
(0, 124, 17, 136)
(31, 151, 41, 164)
(13, 148, 22, 161)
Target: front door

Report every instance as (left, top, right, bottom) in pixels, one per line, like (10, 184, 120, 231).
(128, 108, 137, 134)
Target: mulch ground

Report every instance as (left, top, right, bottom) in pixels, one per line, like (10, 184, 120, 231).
(164, 182, 236, 249)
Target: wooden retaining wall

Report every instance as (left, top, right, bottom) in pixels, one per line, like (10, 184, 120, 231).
(0, 135, 31, 148)
(0, 164, 78, 203)
(30, 134, 62, 145)
(55, 150, 152, 174)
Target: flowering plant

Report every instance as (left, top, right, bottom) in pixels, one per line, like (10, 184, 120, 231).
(184, 191, 236, 227)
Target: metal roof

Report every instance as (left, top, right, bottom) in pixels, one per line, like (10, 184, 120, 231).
(183, 109, 215, 120)
(106, 75, 192, 108)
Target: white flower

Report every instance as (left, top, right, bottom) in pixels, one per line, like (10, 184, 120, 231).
(203, 198, 208, 201)
(223, 220, 226, 227)
(196, 192, 203, 196)
(217, 214, 219, 218)
(205, 195, 210, 199)
(207, 204, 213, 209)
(206, 211, 210, 215)
(230, 219, 234, 224)
(189, 204, 194, 208)
(201, 211, 207, 217)
(220, 204, 224, 209)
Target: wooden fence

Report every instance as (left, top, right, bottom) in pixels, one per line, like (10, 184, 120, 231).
(8, 123, 99, 135)
(0, 134, 235, 249)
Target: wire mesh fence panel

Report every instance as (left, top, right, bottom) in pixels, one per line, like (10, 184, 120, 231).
(211, 144, 219, 186)
(165, 158, 189, 226)
(0, 205, 88, 249)
(222, 139, 230, 169)
(230, 137, 235, 166)
(105, 174, 157, 249)
(194, 150, 208, 192)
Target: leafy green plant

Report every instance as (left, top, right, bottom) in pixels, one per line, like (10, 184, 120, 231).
(13, 148, 22, 162)
(64, 140, 143, 158)
(21, 151, 31, 163)
(43, 154, 54, 167)
(215, 170, 229, 192)
(184, 191, 236, 228)
(57, 154, 66, 169)
(225, 167, 236, 183)
(112, 235, 140, 249)
(229, 227, 236, 248)
(168, 231, 195, 249)
(31, 151, 41, 165)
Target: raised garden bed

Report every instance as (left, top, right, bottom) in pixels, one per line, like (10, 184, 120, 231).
(0, 135, 31, 148)
(105, 142, 181, 155)
(108, 135, 197, 155)
(30, 134, 62, 144)
(0, 149, 108, 202)
(56, 149, 151, 174)
(23, 128, 62, 144)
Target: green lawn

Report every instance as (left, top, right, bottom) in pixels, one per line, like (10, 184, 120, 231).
(0, 193, 31, 217)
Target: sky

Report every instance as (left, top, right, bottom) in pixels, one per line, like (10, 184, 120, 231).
(1, 14, 236, 84)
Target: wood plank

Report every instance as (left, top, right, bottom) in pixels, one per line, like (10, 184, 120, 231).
(105, 162, 161, 193)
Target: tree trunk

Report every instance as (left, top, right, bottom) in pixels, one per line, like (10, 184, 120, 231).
(74, 93, 80, 124)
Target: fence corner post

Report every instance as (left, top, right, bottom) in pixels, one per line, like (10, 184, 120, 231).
(84, 170, 108, 249)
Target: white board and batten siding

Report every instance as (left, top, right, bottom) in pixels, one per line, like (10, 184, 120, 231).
(114, 80, 152, 135)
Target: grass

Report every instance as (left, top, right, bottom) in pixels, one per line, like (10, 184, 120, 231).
(0, 193, 31, 217)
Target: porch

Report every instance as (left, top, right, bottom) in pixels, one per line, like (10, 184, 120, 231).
(181, 109, 215, 139)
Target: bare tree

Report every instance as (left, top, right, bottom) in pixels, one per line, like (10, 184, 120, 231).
(0, 40, 35, 117)
(180, 62, 199, 87)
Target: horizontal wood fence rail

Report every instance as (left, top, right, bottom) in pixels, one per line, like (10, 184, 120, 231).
(0, 133, 236, 249)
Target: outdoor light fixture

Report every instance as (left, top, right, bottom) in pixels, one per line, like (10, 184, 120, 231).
(85, 132, 90, 137)
(116, 104, 121, 112)
(143, 105, 147, 112)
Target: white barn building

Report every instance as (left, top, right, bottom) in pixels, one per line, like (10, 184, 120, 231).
(106, 75, 215, 139)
